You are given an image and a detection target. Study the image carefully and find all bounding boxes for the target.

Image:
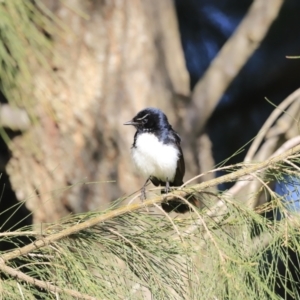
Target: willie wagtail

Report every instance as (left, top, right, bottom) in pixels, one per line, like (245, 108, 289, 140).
(124, 107, 199, 213)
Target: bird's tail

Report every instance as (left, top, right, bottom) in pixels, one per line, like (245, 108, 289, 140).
(160, 188, 201, 213)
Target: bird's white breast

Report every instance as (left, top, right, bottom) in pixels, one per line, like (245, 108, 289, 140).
(131, 133, 179, 181)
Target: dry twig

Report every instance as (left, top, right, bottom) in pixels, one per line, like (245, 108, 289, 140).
(245, 88, 300, 162)
(0, 262, 96, 300)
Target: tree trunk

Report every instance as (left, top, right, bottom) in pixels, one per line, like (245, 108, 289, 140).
(6, 0, 189, 223)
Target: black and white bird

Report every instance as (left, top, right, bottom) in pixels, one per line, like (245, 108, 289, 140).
(124, 107, 198, 213)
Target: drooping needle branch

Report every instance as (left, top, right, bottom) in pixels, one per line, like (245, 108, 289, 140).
(1, 141, 300, 264)
(0, 139, 299, 298)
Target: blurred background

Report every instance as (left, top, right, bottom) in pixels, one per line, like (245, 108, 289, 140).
(0, 0, 299, 234)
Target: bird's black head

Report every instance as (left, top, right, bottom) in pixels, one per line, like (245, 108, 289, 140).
(124, 108, 171, 132)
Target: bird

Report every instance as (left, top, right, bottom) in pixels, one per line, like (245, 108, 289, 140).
(124, 107, 199, 213)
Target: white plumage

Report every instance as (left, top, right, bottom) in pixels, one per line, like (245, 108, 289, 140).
(131, 132, 179, 182)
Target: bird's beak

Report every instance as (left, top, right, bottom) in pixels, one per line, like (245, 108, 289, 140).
(124, 120, 139, 126)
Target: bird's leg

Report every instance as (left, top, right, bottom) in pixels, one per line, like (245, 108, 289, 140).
(164, 178, 170, 194)
(161, 179, 171, 208)
(141, 177, 150, 201)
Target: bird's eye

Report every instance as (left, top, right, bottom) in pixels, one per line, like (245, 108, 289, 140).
(137, 114, 149, 124)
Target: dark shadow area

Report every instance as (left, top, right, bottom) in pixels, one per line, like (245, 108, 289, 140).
(0, 91, 32, 252)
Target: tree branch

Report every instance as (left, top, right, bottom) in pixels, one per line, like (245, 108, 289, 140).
(244, 88, 300, 162)
(185, 0, 284, 134)
(0, 104, 30, 131)
(0, 262, 96, 300)
(2, 141, 300, 264)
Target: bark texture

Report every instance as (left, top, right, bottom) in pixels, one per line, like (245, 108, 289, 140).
(6, 0, 189, 223)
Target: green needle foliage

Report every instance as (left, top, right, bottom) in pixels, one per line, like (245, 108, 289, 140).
(1, 147, 300, 299)
(0, 1, 300, 299)
(0, 0, 55, 106)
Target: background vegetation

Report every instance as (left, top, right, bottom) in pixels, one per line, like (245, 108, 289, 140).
(0, 0, 300, 299)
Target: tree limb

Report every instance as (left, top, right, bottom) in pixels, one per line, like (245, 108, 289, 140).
(185, 0, 284, 134)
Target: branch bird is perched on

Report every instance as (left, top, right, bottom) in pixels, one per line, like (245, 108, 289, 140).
(124, 107, 199, 213)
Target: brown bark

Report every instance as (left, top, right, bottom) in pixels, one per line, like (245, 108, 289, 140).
(6, 0, 189, 223)
(5, 0, 285, 224)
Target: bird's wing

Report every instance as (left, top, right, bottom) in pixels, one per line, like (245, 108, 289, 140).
(172, 146, 185, 186)
(171, 130, 185, 186)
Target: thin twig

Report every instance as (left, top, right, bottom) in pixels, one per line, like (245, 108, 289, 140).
(182, 163, 244, 187)
(0, 231, 38, 237)
(244, 88, 300, 162)
(284, 159, 300, 172)
(251, 173, 275, 198)
(0, 263, 96, 300)
(17, 282, 25, 300)
(270, 136, 300, 158)
(153, 203, 183, 241)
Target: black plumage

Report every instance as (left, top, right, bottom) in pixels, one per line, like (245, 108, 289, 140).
(124, 107, 199, 213)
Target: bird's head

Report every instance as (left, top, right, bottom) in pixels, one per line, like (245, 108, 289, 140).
(124, 108, 169, 132)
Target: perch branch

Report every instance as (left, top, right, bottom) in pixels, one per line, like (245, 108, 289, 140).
(1, 141, 300, 264)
